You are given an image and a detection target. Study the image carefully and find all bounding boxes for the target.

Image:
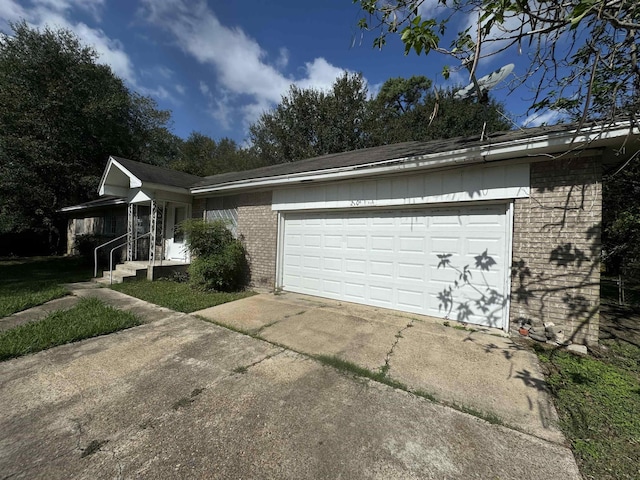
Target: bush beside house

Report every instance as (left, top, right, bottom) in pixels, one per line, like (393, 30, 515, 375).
(181, 219, 249, 292)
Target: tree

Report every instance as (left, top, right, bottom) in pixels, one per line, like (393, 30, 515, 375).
(171, 132, 264, 177)
(129, 94, 182, 168)
(0, 22, 173, 253)
(250, 72, 510, 165)
(354, 0, 640, 125)
(369, 75, 510, 143)
(603, 163, 640, 277)
(249, 72, 371, 164)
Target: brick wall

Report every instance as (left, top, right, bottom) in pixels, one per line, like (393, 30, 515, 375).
(511, 156, 601, 345)
(236, 191, 277, 289)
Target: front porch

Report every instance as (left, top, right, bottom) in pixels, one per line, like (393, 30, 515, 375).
(94, 156, 200, 283)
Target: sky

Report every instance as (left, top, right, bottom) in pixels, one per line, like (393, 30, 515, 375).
(0, 0, 560, 145)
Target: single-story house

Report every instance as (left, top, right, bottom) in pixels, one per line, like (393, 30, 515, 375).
(63, 122, 640, 346)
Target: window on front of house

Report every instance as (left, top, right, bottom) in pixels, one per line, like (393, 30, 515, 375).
(102, 215, 127, 237)
(205, 196, 238, 237)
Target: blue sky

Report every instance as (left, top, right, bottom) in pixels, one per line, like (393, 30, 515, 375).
(0, 0, 558, 145)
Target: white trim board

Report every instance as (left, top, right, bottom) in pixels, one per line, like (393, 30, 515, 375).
(273, 163, 529, 211)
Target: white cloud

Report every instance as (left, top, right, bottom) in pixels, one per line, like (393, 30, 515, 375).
(210, 96, 232, 131)
(199, 81, 210, 96)
(175, 84, 185, 95)
(0, 0, 136, 84)
(275, 47, 289, 69)
(0, 0, 27, 22)
(34, 0, 106, 23)
(72, 21, 136, 83)
(297, 58, 349, 92)
(522, 109, 564, 127)
(140, 0, 363, 129)
(417, 0, 446, 18)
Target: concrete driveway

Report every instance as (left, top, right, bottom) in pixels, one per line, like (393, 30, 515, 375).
(195, 292, 564, 444)
(0, 291, 581, 479)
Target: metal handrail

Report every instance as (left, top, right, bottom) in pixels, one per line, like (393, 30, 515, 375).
(94, 233, 128, 277)
(108, 232, 151, 285)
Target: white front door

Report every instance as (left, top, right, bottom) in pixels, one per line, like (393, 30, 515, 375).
(281, 204, 510, 329)
(166, 205, 188, 261)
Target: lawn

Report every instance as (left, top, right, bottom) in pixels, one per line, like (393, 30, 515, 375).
(111, 279, 255, 313)
(0, 297, 142, 361)
(535, 337, 640, 480)
(0, 256, 93, 318)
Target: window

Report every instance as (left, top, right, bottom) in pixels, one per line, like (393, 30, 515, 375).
(205, 196, 238, 237)
(102, 215, 127, 237)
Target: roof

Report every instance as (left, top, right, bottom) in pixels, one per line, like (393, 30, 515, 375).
(58, 195, 126, 213)
(87, 121, 638, 202)
(191, 122, 630, 192)
(110, 156, 203, 189)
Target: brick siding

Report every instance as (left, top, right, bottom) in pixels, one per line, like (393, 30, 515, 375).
(236, 191, 277, 289)
(511, 156, 601, 345)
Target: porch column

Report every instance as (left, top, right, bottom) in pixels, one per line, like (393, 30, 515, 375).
(133, 205, 139, 260)
(126, 203, 134, 262)
(148, 199, 157, 279)
(160, 201, 166, 266)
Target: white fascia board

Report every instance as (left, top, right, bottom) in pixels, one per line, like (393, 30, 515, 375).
(109, 158, 142, 188)
(58, 198, 127, 213)
(190, 122, 638, 195)
(98, 156, 142, 195)
(143, 182, 192, 196)
(97, 157, 114, 195)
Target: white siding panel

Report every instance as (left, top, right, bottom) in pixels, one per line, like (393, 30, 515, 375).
(282, 205, 509, 328)
(272, 164, 529, 211)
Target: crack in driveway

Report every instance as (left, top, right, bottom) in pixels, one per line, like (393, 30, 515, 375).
(380, 319, 415, 375)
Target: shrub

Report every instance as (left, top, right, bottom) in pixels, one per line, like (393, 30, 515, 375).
(180, 218, 235, 257)
(75, 234, 102, 264)
(181, 219, 249, 292)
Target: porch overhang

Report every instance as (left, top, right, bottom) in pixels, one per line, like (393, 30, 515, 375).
(98, 156, 193, 200)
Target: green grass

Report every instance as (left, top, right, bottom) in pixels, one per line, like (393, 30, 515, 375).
(111, 279, 255, 313)
(536, 342, 640, 480)
(0, 297, 142, 361)
(0, 256, 93, 318)
(314, 354, 408, 390)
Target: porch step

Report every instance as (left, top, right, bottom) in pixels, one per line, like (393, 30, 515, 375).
(95, 261, 148, 285)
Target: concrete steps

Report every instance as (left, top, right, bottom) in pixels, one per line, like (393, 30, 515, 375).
(95, 261, 148, 285)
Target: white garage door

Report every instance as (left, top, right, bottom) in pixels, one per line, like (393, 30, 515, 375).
(281, 204, 510, 329)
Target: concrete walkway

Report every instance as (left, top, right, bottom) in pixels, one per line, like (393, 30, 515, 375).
(0, 287, 581, 479)
(195, 292, 565, 444)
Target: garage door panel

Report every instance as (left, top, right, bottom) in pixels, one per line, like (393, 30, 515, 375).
(324, 235, 342, 249)
(283, 206, 508, 328)
(370, 236, 394, 252)
(431, 237, 461, 255)
(346, 236, 367, 250)
(302, 255, 321, 270)
(370, 260, 394, 279)
(398, 236, 425, 253)
(322, 279, 342, 295)
(345, 259, 366, 274)
(397, 263, 424, 281)
(344, 282, 366, 300)
(397, 289, 424, 309)
(370, 285, 393, 304)
(323, 257, 342, 272)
